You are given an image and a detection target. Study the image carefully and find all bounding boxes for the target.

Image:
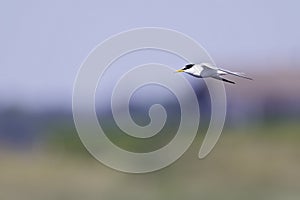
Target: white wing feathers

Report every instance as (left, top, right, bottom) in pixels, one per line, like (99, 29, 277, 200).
(219, 68, 253, 80)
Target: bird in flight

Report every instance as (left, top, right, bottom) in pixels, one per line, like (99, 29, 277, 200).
(176, 63, 252, 84)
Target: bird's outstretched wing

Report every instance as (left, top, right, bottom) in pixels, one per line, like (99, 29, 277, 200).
(219, 68, 253, 80)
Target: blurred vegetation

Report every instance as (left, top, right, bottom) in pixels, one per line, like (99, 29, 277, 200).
(46, 119, 300, 155)
(1, 117, 300, 200)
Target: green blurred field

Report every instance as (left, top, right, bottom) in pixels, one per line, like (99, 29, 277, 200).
(1, 122, 300, 200)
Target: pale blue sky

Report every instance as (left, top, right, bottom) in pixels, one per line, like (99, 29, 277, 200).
(1, 0, 299, 109)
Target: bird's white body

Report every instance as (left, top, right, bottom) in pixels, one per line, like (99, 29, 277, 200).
(177, 63, 252, 84)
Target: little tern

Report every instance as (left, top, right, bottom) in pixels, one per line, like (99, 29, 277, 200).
(176, 63, 252, 84)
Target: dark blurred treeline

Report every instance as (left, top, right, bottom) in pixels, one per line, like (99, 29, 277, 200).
(0, 98, 298, 150)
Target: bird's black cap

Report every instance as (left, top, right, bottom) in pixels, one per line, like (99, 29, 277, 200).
(182, 63, 195, 70)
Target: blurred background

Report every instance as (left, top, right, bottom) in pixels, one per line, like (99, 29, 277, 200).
(1, 0, 300, 199)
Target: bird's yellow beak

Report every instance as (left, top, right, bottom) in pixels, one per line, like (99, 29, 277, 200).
(176, 69, 184, 73)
